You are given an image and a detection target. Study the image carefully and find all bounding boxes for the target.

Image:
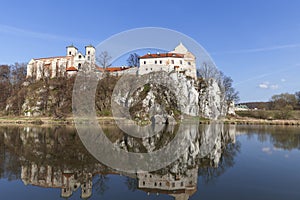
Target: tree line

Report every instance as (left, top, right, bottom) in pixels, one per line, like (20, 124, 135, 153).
(0, 63, 27, 114)
(237, 92, 300, 120)
(270, 92, 300, 110)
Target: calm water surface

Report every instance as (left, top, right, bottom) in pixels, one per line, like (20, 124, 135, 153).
(0, 124, 299, 200)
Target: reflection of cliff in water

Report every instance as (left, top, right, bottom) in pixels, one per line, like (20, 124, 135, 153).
(0, 123, 240, 199)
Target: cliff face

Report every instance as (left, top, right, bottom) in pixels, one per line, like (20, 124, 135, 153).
(113, 72, 227, 122)
(198, 78, 227, 120)
(5, 72, 228, 119)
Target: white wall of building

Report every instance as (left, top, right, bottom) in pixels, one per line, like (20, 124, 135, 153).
(26, 45, 95, 80)
(138, 44, 197, 79)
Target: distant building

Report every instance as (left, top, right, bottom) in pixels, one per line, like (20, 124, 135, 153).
(26, 45, 95, 80)
(235, 104, 250, 111)
(139, 43, 197, 79)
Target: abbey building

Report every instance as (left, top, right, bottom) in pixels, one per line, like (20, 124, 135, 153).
(26, 45, 95, 80)
(26, 43, 197, 80)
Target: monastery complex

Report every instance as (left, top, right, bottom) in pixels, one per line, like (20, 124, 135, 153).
(26, 43, 197, 80)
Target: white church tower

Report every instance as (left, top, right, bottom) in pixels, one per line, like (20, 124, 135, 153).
(85, 45, 96, 63)
(66, 45, 78, 56)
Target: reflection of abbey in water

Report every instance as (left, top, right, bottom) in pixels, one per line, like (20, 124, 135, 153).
(21, 164, 93, 199)
(138, 168, 198, 200)
(0, 124, 239, 200)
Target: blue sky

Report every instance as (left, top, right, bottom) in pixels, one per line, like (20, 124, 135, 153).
(0, 0, 300, 102)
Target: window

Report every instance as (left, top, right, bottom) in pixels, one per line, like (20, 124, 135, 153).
(78, 63, 81, 69)
(172, 183, 175, 187)
(144, 61, 146, 64)
(181, 182, 184, 186)
(188, 62, 191, 65)
(143, 181, 145, 186)
(79, 55, 82, 59)
(69, 51, 71, 55)
(180, 60, 183, 64)
(88, 51, 90, 55)
(154, 182, 157, 186)
(159, 60, 162, 64)
(87, 56, 90, 60)
(150, 68, 152, 70)
(171, 60, 174, 64)
(155, 60, 157, 64)
(146, 68, 148, 71)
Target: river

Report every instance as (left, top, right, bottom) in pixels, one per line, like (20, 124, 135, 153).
(0, 124, 299, 200)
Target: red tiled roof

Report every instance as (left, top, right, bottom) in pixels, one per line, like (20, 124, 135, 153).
(140, 53, 184, 59)
(66, 66, 78, 71)
(97, 67, 130, 72)
(34, 55, 73, 60)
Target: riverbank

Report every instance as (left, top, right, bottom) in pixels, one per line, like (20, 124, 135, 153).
(1, 116, 300, 126)
(223, 118, 300, 126)
(0, 116, 117, 125)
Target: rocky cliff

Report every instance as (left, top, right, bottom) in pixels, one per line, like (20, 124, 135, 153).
(4, 72, 229, 120)
(112, 71, 228, 123)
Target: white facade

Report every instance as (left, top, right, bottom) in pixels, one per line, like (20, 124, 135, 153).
(26, 45, 96, 80)
(139, 43, 197, 79)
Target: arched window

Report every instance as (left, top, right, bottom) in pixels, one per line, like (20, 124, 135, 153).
(78, 63, 82, 69)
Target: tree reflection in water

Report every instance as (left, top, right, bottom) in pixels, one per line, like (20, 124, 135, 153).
(1, 124, 298, 199)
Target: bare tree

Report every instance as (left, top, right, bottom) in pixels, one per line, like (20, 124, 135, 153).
(127, 53, 140, 67)
(197, 62, 220, 81)
(11, 63, 26, 87)
(97, 51, 112, 69)
(220, 72, 239, 103)
(295, 91, 300, 109)
(0, 65, 11, 111)
(270, 93, 297, 110)
(6, 63, 27, 115)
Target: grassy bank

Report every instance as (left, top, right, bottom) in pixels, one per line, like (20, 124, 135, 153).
(1, 115, 300, 126)
(236, 110, 300, 120)
(0, 116, 119, 125)
(223, 118, 300, 126)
